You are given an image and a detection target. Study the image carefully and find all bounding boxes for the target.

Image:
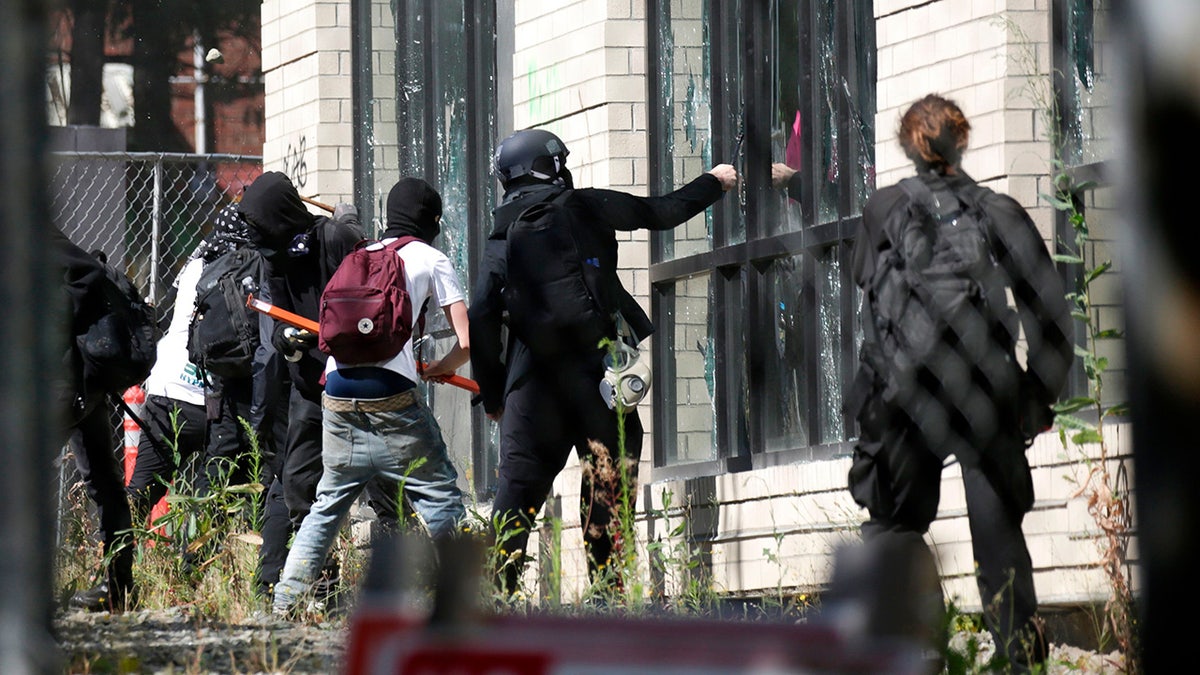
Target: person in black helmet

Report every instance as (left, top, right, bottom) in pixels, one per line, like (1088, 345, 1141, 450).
(469, 128, 738, 595)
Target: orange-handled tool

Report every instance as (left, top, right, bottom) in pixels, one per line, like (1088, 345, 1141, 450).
(246, 294, 480, 395)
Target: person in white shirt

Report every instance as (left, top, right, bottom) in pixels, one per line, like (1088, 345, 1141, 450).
(125, 205, 285, 565)
(272, 178, 469, 616)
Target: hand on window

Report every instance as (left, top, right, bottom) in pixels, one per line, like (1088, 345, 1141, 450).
(771, 163, 798, 190)
(708, 164, 739, 191)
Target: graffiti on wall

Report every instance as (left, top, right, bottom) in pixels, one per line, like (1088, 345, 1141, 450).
(524, 60, 561, 123)
(285, 136, 309, 189)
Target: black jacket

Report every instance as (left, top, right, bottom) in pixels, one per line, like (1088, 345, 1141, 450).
(468, 173, 726, 414)
(51, 226, 109, 420)
(239, 176, 365, 402)
(853, 171, 1074, 424)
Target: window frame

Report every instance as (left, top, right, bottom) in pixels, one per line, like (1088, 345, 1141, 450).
(646, 0, 875, 479)
(1051, 0, 1115, 404)
(352, 0, 506, 501)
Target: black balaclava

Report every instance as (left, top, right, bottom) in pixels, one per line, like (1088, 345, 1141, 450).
(382, 177, 442, 243)
(237, 171, 314, 256)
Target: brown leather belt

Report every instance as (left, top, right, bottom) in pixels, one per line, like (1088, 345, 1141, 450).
(322, 390, 417, 413)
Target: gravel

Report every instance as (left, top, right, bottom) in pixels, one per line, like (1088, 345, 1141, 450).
(54, 607, 1129, 674)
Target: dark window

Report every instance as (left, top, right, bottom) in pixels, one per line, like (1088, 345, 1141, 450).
(1052, 0, 1122, 408)
(647, 0, 875, 476)
(351, 0, 505, 499)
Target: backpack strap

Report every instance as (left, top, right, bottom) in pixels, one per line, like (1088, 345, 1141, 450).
(386, 235, 430, 340)
(905, 172, 965, 225)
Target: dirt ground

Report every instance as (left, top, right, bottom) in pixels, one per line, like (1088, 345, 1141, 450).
(54, 606, 1128, 675)
(54, 607, 345, 674)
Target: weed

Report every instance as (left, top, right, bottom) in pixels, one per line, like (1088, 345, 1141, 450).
(1047, 164, 1138, 671)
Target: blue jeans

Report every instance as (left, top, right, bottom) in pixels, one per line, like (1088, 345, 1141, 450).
(272, 396, 465, 613)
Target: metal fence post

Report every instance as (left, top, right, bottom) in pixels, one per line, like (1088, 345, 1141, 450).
(151, 154, 163, 304)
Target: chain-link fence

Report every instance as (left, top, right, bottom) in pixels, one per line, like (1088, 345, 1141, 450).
(48, 151, 263, 318)
(49, 152, 262, 554)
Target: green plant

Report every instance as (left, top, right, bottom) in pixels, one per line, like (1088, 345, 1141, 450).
(1046, 164, 1138, 671)
(645, 488, 717, 615)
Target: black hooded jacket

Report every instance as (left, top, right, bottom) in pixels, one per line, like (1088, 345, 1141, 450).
(467, 173, 725, 414)
(239, 172, 364, 400)
(52, 225, 110, 420)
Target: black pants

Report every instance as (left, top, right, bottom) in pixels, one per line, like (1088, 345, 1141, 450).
(69, 398, 133, 600)
(849, 396, 1043, 669)
(492, 358, 643, 592)
(125, 394, 208, 522)
(126, 377, 264, 523)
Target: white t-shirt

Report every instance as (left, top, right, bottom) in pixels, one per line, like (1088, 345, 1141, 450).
(324, 238, 465, 383)
(144, 257, 206, 405)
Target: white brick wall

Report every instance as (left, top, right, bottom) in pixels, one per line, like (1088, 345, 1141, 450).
(261, 0, 355, 208)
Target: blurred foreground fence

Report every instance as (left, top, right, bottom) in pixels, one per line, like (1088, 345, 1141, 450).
(48, 151, 262, 317)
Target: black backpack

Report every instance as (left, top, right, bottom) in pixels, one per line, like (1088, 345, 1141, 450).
(78, 261, 159, 394)
(187, 247, 267, 379)
(503, 189, 615, 358)
(855, 174, 1020, 451)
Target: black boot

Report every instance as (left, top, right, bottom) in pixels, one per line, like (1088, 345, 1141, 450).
(68, 582, 133, 613)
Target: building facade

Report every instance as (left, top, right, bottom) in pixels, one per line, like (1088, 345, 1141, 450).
(260, 0, 1130, 618)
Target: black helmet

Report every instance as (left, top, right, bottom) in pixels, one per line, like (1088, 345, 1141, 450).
(493, 129, 569, 186)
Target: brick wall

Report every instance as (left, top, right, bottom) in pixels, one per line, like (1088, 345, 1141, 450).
(261, 0, 354, 207)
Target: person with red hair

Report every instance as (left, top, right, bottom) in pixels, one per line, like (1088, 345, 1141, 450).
(845, 94, 1073, 672)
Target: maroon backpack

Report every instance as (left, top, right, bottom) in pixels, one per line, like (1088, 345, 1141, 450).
(318, 236, 422, 364)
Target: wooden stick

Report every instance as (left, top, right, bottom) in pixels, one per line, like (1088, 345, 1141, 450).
(299, 195, 335, 213)
(246, 294, 480, 395)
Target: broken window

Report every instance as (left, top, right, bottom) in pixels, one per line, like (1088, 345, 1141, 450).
(649, 0, 874, 471)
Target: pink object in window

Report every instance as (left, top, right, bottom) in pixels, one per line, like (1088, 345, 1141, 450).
(785, 110, 803, 170)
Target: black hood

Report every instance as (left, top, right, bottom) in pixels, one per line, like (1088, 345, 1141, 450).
(238, 171, 314, 254)
(382, 177, 442, 243)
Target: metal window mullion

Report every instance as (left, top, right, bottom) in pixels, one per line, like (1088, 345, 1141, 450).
(839, 239, 858, 439)
(350, 0, 375, 231)
(710, 265, 739, 458)
(742, 0, 772, 457)
(467, 0, 501, 501)
(424, 0, 440, 181)
(647, 0, 671, 265)
(652, 282, 678, 467)
(836, 1, 854, 219)
(708, 0, 733, 248)
(801, 247, 819, 444)
(798, 0, 816, 226)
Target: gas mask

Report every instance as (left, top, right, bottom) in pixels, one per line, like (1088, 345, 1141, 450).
(599, 341, 652, 411)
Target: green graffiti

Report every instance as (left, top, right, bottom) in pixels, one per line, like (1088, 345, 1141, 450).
(524, 60, 561, 123)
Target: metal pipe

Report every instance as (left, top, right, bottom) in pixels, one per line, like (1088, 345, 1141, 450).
(193, 31, 207, 154)
(151, 157, 162, 303)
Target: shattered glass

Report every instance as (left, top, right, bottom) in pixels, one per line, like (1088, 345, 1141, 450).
(659, 0, 716, 259)
(763, 254, 810, 451)
(665, 272, 720, 464)
(1061, 0, 1112, 165)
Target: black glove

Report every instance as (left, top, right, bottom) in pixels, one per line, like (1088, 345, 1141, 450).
(332, 202, 358, 224)
(273, 325, 317, 362)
